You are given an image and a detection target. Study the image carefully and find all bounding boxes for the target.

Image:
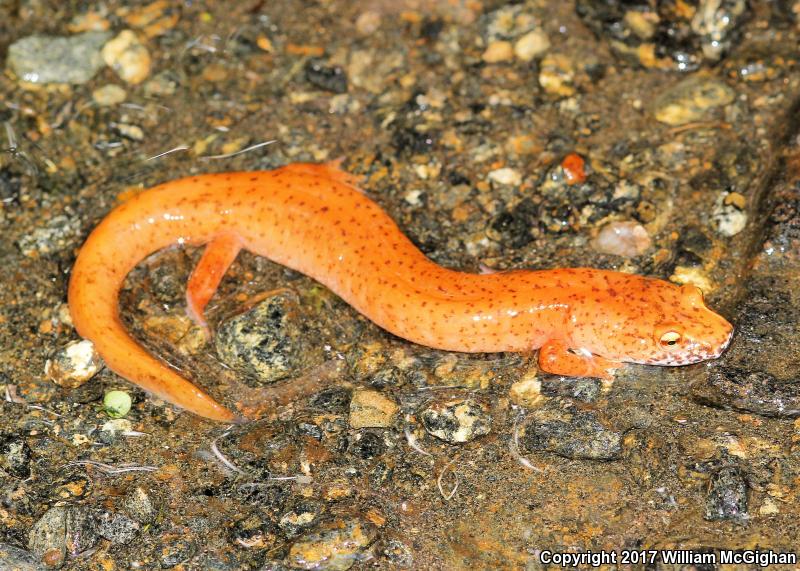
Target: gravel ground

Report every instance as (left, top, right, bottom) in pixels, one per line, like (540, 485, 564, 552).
(1, 1, 800, 569)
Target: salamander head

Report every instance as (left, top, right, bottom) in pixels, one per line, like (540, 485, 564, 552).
(628, 282, 733, 366)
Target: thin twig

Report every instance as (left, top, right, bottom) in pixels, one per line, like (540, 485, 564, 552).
(509, 409, 543, 473)
(210, 426, 245, 475)
(437, 457, 459, 501)
(404, 422, 432, 457)
(144, 145, 190, 162)
(66, 460, 158, 474)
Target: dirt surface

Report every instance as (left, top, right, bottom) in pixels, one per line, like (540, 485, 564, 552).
(1, 1, 800, 570)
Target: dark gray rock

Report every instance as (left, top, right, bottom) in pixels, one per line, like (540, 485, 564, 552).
(521, 410, 622, 461)
(692, 368, 800, 418)
(0, 434, 32, 478)
(705, 466, 748, 521)
(0, 543, 46, 571)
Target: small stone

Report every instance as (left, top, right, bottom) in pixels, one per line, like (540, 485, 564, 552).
(356, 11, 382, 35)
(482, 41, 513, 63)
(380, 539, 413, 566)
(160, 539, 196, 568)
(513, 30, 550, 62)
(712, 190, 748, 236)
(7, 32, 110, 84)
(420, 399, 492, 443)
(0, 543, 45, 571)
(487, 167, 521, 186)
(509, 371, 543, 407)
(286, 519, 376, 571)
(102, 30, 152, 85)
(305, 60, 348, 93)
(113, 122, 145, 141)
(521, 409, 622, 460)
(45, 339, 103, 389)
(215, 292, 304, 384)
(0, 433, 33, 478)
(705, 466, 748, 521)
(29, 507, 67, 567)
(144, 71, 178, 97)
(278, 501, 322, 538)
(96, 511, 140, 544)
(349, 390, 398, 429)
(691, 368, 800, 418)
(92, 84, 127, 106)
(100, 418, 133, 441)
(18, 215, 82, 256)
(538, 54, 576, 97)
(592, 221, 652, 257)
(123, 486, 156, 524)
(653, 76, 735, 126)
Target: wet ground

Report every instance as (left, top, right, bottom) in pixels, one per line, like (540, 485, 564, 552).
(1, 1, 800, 569)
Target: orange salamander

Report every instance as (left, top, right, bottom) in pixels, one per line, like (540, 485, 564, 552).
(68, 162, 734, 422)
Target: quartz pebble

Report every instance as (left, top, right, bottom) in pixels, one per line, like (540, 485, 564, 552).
(102, 30, 152, 84)
(45, 339, 103, 389)
(592, 221, 652, 257)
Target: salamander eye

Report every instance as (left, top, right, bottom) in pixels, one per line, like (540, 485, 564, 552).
(659, 331, 682, 348)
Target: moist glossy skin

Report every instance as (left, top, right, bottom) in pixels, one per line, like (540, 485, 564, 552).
(68, 162, 734, 422)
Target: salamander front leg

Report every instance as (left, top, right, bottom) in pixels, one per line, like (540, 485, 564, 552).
(538, 339, 621, 380)
(186, 233, 242, 334)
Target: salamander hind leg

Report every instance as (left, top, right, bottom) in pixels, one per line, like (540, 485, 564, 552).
(186, 233, 242, 334)
(538, 339, 622, 380)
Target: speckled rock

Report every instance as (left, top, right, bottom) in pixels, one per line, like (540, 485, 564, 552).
(285, 519, 376, 571)
(653, 76, 735, 126)
(160, 539, 197, 568)
(349, 389, 398, 429)
(521, 409, 621, 460)
(215, 293, 303, 384)
(0, 433, 32, 478)
(0, 543, 45, 571)
(123, 486, 156, 524)
(712, 190, 748, 236)
(44, 339, 102, 389)
(6, 31, 110, 84)
(17, 215, 82, 256)
(96, 511, 140, 544)
(278, 500, 322, 538)
(705, 466, 748, 521)
(28, 506, 98, 568)
(420, 399, 492, 443)
(692, 368, 800, 418)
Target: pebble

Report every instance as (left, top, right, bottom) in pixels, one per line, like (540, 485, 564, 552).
(285, 519, 376, 571)
(92, 84, 127, 106)
(691, 368, 800, 418)
(705, 466, 748, 521)
(215, 293, 303, 384)
(96, 510, 140, 544)
(29, 506, 99, 567)
(0, 543, 45, 571)
(102, 30, 152, 84)
(420, 399, 492, 443)
(123, 486, 156, 524)
(513, 29, 550, 62)
(712, 190, 748, 236)
(99, 418, 133, 442)
(7, 31, 110, 84)
(18, 215, 82, 256)
(44, 339, 103, 389)
(521, 409, 622, 460)
(0, 433, 33, 478)
(305, 60, 348, 93)
(355, 11, 382, 35)
(278, 500, 322, 538)
(653, 76, 735, 126)
(508, 371, 544, 408)
(592, 221, 652, 257)
(160, 539, 197, 568)
(482, 41, 514, 64)
(349, 389, 398, 429)
(487, 167, 521, 186)
(538, 54, 577, 97)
